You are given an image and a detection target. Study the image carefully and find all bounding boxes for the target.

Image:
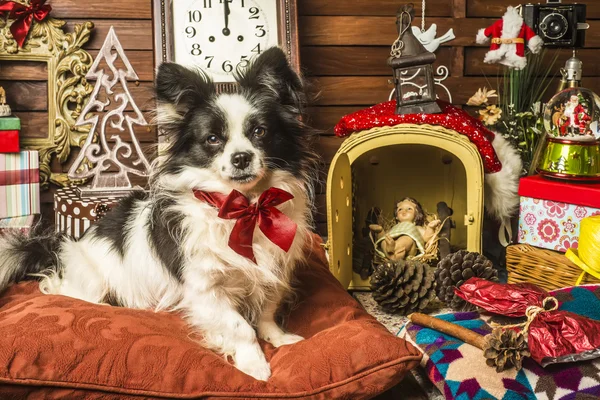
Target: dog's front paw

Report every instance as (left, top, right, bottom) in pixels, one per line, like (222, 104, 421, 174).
(267, 332, 304, 348)
(234, 345, 271, 381)
(237, 360, 271, 381)
(258, 323, 305, 348)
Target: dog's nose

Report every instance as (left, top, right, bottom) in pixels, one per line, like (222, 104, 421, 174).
(231, 152, 253, 169)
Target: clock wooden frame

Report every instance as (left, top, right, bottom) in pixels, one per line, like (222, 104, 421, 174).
(152, 0, 300, 93)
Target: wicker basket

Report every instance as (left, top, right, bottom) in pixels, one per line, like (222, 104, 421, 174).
(507, 244, 600, 291)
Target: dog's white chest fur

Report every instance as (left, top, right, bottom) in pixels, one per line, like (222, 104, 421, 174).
(171, 172, 310, 316)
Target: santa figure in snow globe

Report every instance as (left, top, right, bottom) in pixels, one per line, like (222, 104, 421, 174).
(559, 93, 593, 137)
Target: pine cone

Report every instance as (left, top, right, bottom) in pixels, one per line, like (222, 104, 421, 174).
(370, 259, 436, 315)
(434, 250, 498, 310)
(483, 328, 530, 372)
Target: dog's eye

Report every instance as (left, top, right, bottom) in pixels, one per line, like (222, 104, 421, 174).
(253, 127, 266, 138)
(206, 135, 221, 145)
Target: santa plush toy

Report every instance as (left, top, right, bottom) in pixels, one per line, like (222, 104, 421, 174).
(476, 6, 543, 70)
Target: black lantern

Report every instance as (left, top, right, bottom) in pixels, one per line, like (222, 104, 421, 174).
(388, 4, 441, 115)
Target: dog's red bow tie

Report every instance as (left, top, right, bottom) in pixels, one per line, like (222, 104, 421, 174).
(193, 187, 297, 262)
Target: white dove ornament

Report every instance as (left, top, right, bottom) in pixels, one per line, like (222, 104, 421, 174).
(411, 24, 456, 52)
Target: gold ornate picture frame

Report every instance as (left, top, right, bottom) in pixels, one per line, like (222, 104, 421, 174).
(0, 9, 94, 188)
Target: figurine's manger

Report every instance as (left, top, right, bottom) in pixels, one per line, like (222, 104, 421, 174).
(326, 124, 485, 290)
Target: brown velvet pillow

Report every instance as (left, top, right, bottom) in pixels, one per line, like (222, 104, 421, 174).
(0, 234, 421, 399)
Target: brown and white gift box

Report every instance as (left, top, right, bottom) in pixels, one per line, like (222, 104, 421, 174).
(54, 186, 119, 239)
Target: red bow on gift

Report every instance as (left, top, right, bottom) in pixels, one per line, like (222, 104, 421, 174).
(193, 187, 297, 263)
(0, 0, 52, 48)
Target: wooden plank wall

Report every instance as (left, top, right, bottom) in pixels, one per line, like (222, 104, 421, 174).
(1, 0, 155, 221)
(3, 0, 599, 234)
(299, 0, 600, 236)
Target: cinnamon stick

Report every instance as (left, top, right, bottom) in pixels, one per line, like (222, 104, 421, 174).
(408, 312, 487, 349)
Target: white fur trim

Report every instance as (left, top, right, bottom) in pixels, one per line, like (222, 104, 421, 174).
(476, 28, 489, 44)
(500, 50, 527, 70)
(528, 35, 543, 54)
(484, 134, 522, 226)
(484, 48, 505, 63)
(501, 6, 524, 39)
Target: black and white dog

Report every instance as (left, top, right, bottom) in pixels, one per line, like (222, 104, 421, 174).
(0, 47, 317, 381)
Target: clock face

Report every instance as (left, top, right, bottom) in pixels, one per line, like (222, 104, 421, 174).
(172, 0, 279, 82)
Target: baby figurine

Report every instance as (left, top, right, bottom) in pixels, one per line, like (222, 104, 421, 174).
(370, 197, 440, 261)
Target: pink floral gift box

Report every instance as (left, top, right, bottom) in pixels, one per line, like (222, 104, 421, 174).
(518, 175, 600, 252)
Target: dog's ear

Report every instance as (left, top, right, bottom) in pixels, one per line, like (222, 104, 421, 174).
(155, 63, 215, 123)
(237, 47, 305, 111)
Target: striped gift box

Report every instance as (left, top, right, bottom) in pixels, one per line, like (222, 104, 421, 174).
(0, 214, 36, 236)
(0, 151, 40, 218)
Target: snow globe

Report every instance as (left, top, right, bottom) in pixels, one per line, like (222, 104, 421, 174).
(536, 87, 600, 181)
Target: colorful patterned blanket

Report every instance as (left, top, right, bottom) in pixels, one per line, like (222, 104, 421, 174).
(400, 285, 600, 399)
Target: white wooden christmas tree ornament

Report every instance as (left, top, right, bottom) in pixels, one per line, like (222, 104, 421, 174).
(68, 26, 151, 197)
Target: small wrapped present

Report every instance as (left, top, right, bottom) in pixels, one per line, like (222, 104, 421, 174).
(455, 277, 600, 367)
(0, 116, 20, 153)
(54, 186, 119, 239)
(518, 174, 600, 252)
(0, 214, 36, 236)
(0, 150, 40, 218)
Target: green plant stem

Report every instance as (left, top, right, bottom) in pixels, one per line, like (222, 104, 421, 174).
(488, 49, 560, 175)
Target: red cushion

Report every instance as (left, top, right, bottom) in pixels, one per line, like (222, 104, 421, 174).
(0, 234, 421, 399)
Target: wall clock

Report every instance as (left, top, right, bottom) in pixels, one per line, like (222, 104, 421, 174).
(153, 0, 299, 93)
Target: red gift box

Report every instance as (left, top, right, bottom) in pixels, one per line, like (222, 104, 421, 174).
(0, 130, 19, 153)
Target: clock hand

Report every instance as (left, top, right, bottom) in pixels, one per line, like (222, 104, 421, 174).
(223, 0, 231, 36)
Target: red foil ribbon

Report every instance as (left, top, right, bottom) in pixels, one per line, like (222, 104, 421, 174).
(0, 0, 52, 48)
(333, 100, 502, 173)
(193, 187, 297, 263)
(455, 277, 600, 367)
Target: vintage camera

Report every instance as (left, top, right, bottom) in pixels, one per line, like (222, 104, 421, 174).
(522, 0, 588, 48)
